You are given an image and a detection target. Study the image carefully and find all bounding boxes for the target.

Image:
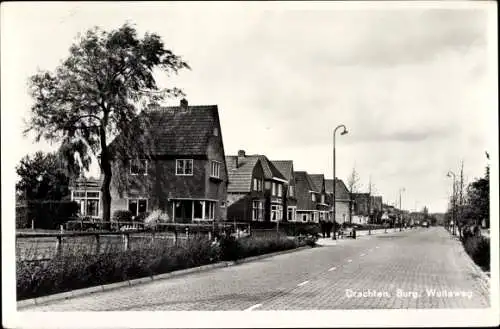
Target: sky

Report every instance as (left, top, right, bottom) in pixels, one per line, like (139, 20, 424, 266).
(1, 1, 497, 213)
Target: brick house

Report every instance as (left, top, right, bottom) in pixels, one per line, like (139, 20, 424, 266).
(325, 178, 351, 224)
(309, 174, 330, 223)
(225, 150, 287, 222)
(107, 99, 228, 223)
(271, 160, 297, 222)
(225, 153, 266, 222)
(294, 171, 320, 223)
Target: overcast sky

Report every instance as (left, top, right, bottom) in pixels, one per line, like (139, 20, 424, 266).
(2, 2, 497, 213)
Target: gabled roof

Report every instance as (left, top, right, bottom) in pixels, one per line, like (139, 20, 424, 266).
(245, 154, 286, 181)
(308, 174, 325, 193)
(325, 178, 350, 200)
(270, 160, 294, 182)
(109, 104, 220, 157)
(225, 156, 261, 193)
(294, 171, 316, 209)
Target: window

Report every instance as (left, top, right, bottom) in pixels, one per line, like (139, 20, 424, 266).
(302, 214, 308, 222)
(194, 200, 203, 219)
(311, 193, 316, 202)
(252, 200, 264, 221)
(213, 127, 219, 136)
(176, 159, 193, 176)
(253, 178, 262, 192)
(277, 184, 283, 197)
(130, 159, 148, 175)
(128, 199, 148, 217)
(319, 211, 325, 221)
(311, 211, 317, 222)
(72, 190, 100, 218)
(321, 195, 325, 204)
(271, 204, 283, 221)
(287, 206, 296, 222)
(204, 201, 216, 220)
(288, 186, 295, 197)
(265, 181, 271, 190)
(271, 182, 276, 196)
(210, 161, 221, 178)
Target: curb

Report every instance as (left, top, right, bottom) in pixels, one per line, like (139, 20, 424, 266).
(17, 245, 312, 309)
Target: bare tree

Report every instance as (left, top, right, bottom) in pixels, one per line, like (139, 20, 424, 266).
(347, 166, 361, 224)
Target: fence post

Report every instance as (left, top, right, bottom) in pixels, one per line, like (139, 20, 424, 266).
(95, 234, 100, 254)
(185, 227, 189, 240)
(123, 233, 129, 251)
(31, 220, 35, 230)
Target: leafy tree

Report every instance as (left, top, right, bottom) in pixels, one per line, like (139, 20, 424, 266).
(16, 151, 73, 201)
(464, 166, 489, 226)
(24, 23, 189, 222)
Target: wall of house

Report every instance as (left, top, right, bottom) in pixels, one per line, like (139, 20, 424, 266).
(110, 157, 217, 219)
(205, 132, 229, 220)
(334, 200, 350, 224)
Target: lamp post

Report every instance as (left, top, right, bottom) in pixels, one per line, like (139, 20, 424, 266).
(447, 171, 456, 235)
(399, 188, 405, 231)
(332, 124, 348, 240)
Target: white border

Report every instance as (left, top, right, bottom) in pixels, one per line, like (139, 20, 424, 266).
(2, 1, 498, 328)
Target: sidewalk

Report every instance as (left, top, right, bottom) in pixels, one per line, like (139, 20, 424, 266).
(316, 227, 408, 246)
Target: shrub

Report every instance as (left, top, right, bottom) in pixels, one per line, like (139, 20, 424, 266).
(26, 200, 79, 229)
(112, 210, 132, 222)
(463, 235, 490, 271)
(17, 237, 218, 300)
(218, 235, 300, 261)
(144, 210, 171, 227)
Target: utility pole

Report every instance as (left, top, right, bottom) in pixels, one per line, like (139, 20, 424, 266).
(459, 160, 464, 237)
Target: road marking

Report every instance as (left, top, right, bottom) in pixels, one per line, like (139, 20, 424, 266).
(245, 303, 262, 311)
(297, 280, 309, 286)
(360, 253, 365, 257)
(347, 259, 352, 263)
(328, 266, 337, 271)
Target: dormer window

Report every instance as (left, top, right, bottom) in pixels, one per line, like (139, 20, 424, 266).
(130, 159, 148, 175)
(311, 193, 316, 202)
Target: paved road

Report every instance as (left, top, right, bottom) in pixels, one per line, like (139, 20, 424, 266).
(20, 227, 489, 311)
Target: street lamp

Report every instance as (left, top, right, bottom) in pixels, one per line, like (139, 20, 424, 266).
(332, 124, 348, 240)
(399, 188, 405, 231)
(447, 171, 456, 235)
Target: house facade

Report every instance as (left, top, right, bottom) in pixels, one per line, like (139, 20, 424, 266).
(309, 174, 330, 223)
(294, 171, 319, 223)
(226, 151, 286, 222)
(108, 99, 228, 223)
(325, 178, 351, 224)
(271, 160, 297, 222)
(225, 154, 266, 222)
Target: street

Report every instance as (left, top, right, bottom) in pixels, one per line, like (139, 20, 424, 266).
(20, 227, 489, 311)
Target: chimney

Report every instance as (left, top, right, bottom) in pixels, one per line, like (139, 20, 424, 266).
(180, 98, 188, 111)
(237, 150, 246, 167)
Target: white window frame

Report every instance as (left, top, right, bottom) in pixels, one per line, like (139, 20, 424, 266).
(272, 182, 276, 196)
(321, 194, 325, 204)
(277, 184, 283, 197)
(311, 193, 316, 202)
(210, 160, 221, 178)
(176, 159, 194, 176)
(302, 213, 308, 222)
(271, 204, 283, 221)
(288, 185, 294, 197)
(252, 200, 264, 221)
(253, 178, 262, 192)
(71, 190, 101, 218)
(128, 198, 148, 217)
(130, 159, 148, 176)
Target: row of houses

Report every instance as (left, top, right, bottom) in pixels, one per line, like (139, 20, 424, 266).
(70, 100, 383, 224)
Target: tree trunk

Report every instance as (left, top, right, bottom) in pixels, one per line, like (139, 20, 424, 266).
(99, 124, 112, 223)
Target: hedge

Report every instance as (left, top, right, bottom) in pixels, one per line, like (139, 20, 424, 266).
(17, 235, 314, 300)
